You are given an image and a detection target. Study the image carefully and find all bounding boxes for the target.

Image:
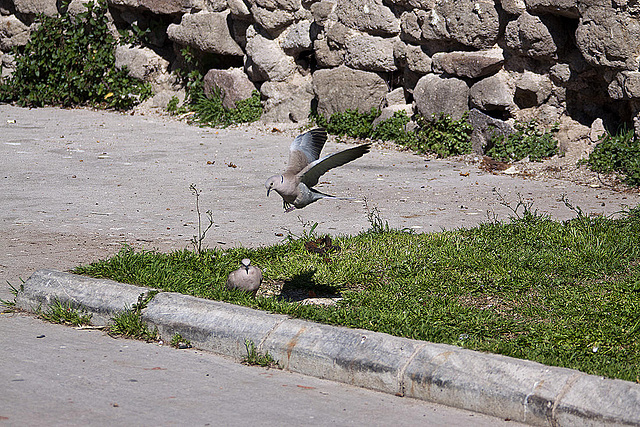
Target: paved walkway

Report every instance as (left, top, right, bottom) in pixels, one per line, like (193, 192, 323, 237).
(2, 104, 640, 425)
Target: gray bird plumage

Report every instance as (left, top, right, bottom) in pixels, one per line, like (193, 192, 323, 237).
(265, 128, 371, 212)
(226, 258, 262, 296)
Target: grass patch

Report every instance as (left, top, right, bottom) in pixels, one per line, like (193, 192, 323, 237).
(107, 292, 159, 341)
(315, 108, 381, 139)
(0, 281, 22, 312)
(74, 207, 640, 382)
(584, 126, 640, 186)
(243, 340, 279, 368)
(39, 300, 93, 326)
(486, 120, 558, 162)
(170, 333, 192, 349)
(404, 113, 473, 157)
(314, 109, 473, 157)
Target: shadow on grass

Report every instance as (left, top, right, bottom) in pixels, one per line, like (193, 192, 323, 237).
(274, 270, 342, 302)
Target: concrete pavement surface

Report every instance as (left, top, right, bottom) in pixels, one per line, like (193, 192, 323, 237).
(3, 313, 521, 426)
(2, 104, 640, 425)
(14, 269, 640, 426)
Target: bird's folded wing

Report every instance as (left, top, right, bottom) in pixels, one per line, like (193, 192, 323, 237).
(299, 143, 371, 187)
(289, 128, 327, 164)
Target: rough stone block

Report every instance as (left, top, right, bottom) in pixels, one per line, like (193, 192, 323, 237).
(344, 32, 397, 72)
(413, 73, 469, 120)
(432, 48, 504, 79)
(167, 11, 243, 56)
(312, 65, 389, 117)
(203, 68, 256, 109)
(245, 25, 296, 82)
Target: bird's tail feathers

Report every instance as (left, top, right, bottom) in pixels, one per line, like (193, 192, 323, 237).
(330, 196, 358, 200)
(312, 189, 357, 201)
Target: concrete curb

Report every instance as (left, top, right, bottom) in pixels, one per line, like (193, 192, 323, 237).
(16, 269, 640, 426)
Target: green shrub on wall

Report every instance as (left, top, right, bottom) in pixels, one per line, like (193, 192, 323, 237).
(586, 127, 640, 186)
(486, 121, 558, 162)
(0, 0, 152, 110)
(408, 113, 473, 157)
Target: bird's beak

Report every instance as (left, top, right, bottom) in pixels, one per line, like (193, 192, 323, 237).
(267, 188, 271, 197)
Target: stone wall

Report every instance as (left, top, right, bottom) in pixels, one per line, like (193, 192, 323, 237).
(2, 0, 640, 142)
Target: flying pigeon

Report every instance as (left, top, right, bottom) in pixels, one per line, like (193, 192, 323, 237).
(265, 128, 370, 212)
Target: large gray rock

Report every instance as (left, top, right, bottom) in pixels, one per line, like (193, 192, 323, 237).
(500, 0, 526, 15)
(203, 68, 256, 109)
(413, 74, 469, 120)
(314, 37, 345, 67)
(344, 32, 397, 72)
(399, 10, 427, 44)
(385, 87, 406, 106)
(110, 0, 202, 15)
(513, 103, 562, 127)
(167, 12, 244, 56)
(115, 45, 172, 90)
(399, 0, 499, 49)
(252, 0, 301, 12)
(576, 5, 640, 70)
(260, 73, 315, 122)
(250, 4, 297, 35)
(437, 0, 500, 49)
(469, 71, 515, 113)
(400, 9, 448, 44)
(334, 0, 400, 36)
(13, 0, 57, 16)
(505, 12, 564, 59)
(550, 63, 571, 83)
(607, 71, 640, 100)
(310, 0, 336, 26)
(525, 0, 579, 18)
(206, 0, 228, 11)
(0, 15, 29, 51)
(281, 20, 314, 54)
(325, 21, 350, 46)
(245, 25, 296, 82)
(313, 65, 389, 118)
(228, 0, 252, 19)
(399, 44, 432, 75)
(514, 70, 552, 108)
(432, 48, 504, 79)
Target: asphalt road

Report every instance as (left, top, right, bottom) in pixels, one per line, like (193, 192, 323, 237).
(2, 104, 639, 425)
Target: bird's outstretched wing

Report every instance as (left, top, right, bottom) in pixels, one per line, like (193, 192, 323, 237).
(286, 128, 327, 174)
(299, 143, 371, 188)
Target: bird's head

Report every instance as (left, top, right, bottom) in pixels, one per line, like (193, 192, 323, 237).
(265, 175, 283, 196)
(241, 258, 251, 273)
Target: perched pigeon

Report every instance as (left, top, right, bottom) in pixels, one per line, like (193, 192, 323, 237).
(226, 258, 262, 296)
(265, 128, 371, 212)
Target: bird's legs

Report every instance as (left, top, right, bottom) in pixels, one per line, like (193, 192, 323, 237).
(283, 200, 296, 213)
